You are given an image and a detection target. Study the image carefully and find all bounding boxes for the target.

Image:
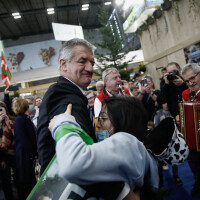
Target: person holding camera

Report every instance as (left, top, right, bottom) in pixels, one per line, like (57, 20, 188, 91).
(159, 62, 188, 186)
(0, 102, 16, 200)
(138, 75, 160, 121)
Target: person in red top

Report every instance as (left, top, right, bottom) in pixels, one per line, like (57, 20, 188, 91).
(182, 63, 200, 197)
(94, 68, 130, 118)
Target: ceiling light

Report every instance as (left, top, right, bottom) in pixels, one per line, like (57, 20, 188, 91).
(47, 11, 55, 14)
(104, 2, 112, 5)
(115, 0, 124, 6)
(82, 4, 89, 8)
(12, 12, 20, 16)
(14, 15, 21, 19)
(82, 7, 89, 11)
(47, 8, 54, 12)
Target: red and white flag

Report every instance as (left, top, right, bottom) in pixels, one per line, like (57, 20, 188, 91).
(1, 52, 12, 87)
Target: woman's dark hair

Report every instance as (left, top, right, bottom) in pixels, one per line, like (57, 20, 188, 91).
(0, 102, 14, 120)
(102, 96, 148, 141)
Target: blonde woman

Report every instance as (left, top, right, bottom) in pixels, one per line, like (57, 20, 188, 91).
(13, 99, 37, 200)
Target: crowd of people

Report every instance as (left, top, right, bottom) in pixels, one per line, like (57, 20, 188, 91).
(0, 38, 200, 200)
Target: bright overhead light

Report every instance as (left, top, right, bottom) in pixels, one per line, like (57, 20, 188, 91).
(47, 8, 54, 12)
(104, 2, 112, 5)
(14, 15, 21, 19)
(82, 4, 89, 8)
(82, 7, 89, 11)
(115, 0, 124, 6)
(12, 12, 20, 16)
(47, 11, 55, 14)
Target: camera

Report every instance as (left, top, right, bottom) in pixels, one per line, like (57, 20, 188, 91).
(167, 70, 179, 81)
(142, 78, 147, 86)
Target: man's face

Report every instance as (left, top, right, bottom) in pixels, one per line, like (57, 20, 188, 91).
(86, 93, 95, 107)
(26, 99, 34, 106)
(166, 64, 180, 74)
(105, 70, 121, 94)
(36, 98, 42, 107)
(96, 84, 104, 94)
(182, 68, 200, 93)
(60, 46, 94, 90)
(162, 69, 167, 76)
(128, 81, 134, 88)
(137, 76, 142, 83)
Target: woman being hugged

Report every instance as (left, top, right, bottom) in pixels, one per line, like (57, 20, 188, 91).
(49, 96, 159, 199)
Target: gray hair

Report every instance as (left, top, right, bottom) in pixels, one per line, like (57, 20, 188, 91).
(96, 80, 104, 87)
(58, 38, 96, 62)
(182, 63, 200, 75)
(102, 67, 119, 82)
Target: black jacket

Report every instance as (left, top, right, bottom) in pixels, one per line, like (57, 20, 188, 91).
(14, 114, 37, 183)
(37, 76, 124, 199)
(37, 76, 96, 173)
(158, 82, 188, 118)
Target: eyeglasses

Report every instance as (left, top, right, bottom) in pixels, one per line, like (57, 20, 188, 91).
(87, 96, 95, 101)
(98, 116, 109, 126)
(184, 73, 199, 85)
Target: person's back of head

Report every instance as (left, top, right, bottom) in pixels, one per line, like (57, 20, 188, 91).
(13, 98, 29, 116)
(102, 96, 148, 141)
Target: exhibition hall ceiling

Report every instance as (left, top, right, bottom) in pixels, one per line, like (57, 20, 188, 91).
(0, 0, 114, 40)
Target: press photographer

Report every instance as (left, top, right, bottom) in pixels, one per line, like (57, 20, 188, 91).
(158, 61, 188, 185)
(166, 69, 180, 82)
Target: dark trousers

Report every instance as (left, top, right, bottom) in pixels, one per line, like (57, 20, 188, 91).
(172, 165, 178, 177)
(18, 181, 36, 200)
(0, 165, 13, 200)
(187, 149, 200, 188)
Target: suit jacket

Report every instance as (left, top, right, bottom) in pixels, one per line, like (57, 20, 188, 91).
(14, 114, 37, 183)
(37, 76, 96, 173)
(37, 77, 125, 199)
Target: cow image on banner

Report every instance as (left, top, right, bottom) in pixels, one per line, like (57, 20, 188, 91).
(1, 52, 12, 87)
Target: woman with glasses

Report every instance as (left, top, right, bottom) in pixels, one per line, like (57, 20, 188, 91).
(49, 96, 159, 199)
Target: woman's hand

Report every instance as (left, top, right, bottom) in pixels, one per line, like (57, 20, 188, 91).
(0, 113, 7, 123)
(48, 104, 72, 132)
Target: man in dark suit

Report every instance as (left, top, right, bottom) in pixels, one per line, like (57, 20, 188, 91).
(37, 38, 128, 199)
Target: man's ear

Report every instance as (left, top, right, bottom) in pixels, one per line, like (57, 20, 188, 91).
(59, 59, 68, 71)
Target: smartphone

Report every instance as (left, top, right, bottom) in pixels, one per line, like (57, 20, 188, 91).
(8, 86, 19, 91)
(142, 78, 147, 86)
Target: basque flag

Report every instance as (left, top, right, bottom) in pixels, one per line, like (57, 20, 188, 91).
(1, 52, 12, 87)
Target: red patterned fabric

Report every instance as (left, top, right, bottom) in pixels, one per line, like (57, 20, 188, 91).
(182, 88, 200, 102)
(0, 120, 15, 154)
